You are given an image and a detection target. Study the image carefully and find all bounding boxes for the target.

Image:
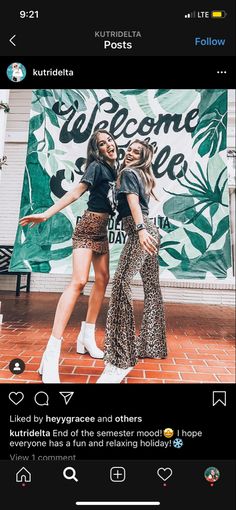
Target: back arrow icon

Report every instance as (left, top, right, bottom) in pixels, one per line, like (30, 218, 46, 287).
(9, 35, 16, 47)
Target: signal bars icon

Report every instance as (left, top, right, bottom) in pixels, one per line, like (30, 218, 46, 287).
(185, 12, 196, 18)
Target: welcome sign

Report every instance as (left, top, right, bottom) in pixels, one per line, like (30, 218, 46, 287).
(10, 89, 231, 280)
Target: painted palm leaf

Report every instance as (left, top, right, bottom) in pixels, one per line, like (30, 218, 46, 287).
(164, 162, 228, 224)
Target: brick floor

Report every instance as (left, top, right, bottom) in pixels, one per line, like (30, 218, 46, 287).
(0, 291, 235, 384)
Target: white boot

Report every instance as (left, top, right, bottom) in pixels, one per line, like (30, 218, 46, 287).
(77, 322, 104, 359)
(38, 335, 62, 383)
(76, 321, 86, 353)
(96, 363, 132, 383)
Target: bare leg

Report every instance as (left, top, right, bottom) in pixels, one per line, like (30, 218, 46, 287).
(85, 251, 110, 324)
(52, 248, 93, 338)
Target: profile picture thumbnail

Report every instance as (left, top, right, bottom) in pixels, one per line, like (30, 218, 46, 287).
(6, 62, 26, 82)
(204, 467, 220, 483)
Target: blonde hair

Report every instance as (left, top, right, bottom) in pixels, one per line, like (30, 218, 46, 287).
(119, 139, 157, 200)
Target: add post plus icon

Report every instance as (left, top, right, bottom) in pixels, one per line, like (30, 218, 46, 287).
(110, 467, 126, 482)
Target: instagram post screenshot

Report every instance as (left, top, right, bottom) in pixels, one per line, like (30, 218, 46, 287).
(0, 2, 235, 509)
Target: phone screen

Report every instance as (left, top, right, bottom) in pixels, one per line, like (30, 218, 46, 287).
(0, 2, 235, 509)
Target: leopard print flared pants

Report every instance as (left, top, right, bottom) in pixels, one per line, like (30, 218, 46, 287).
(104, 215, 167, 369)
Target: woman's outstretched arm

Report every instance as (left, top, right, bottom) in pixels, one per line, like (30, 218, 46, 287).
(19, 181, 88, 227)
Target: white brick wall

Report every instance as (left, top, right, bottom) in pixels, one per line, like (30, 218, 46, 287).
(228, 89, 236, 146)
(0, 89, 235, 305)
(0, 143, 28, 243)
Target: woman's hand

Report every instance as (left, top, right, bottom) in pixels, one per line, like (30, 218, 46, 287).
(19, 213, 48, 228)
(138, 229, 158, 255)
(126, 194, 158, 254)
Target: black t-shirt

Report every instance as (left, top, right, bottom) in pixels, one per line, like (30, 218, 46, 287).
(116, 168, 150, 222)
(80, 161, 117, 215)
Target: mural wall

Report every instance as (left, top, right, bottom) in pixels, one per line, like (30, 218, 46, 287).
(10, 89, 231, 279)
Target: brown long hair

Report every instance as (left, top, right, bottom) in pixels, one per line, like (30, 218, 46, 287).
(85, 129, 119, 170)
(119, 139, 157, 199)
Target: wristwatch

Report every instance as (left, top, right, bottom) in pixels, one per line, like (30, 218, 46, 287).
(136, 223, 146, 232)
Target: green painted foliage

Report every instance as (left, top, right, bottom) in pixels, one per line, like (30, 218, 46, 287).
(192, 91, 227, 157)
(184, 229, 207, 254)
(10, 88, 231, 279)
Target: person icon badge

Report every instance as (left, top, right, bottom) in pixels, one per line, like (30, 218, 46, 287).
(9, 358, 25, 374)
(13, 362, 21, 371)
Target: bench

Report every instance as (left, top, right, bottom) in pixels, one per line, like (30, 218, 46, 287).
(0, 245, 31, 296)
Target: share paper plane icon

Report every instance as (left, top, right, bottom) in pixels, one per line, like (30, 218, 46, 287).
(59, 392, 74, 405)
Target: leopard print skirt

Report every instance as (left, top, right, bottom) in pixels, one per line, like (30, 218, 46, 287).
(72, 210, 109, 254)
(104, 215, 167, 369)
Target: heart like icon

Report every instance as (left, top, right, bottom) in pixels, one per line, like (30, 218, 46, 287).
(157, 467, 173, 482)
(8, 392, 24, 405)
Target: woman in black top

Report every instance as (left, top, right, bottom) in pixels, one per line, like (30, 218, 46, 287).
(19, 130, 118, 383)
(97, 139, 167, 384)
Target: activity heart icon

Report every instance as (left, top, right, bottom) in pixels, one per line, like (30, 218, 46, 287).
(157, 467, 173, 481)
(8, 392, 24, 405)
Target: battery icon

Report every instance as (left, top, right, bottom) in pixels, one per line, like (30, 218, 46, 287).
(211, 10, 227, 18)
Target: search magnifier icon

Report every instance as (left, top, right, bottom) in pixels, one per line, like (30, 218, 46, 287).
(63, 467, 78, 482)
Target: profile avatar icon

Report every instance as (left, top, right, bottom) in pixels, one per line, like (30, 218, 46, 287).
(6, 62, 26, 82)
(9, 358, 25, 374)
(204, 467, 220, 484)
(13, 362, 21, 371)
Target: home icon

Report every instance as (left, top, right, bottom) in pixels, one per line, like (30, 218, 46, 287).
(16, 467, 31, 483)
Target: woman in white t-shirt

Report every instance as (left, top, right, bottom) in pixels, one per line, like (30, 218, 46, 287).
(12, 63, 23, 82)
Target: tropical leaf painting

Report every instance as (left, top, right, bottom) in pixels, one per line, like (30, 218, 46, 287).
(192, 91, 227, 157)
(10, 89, 231, 279)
